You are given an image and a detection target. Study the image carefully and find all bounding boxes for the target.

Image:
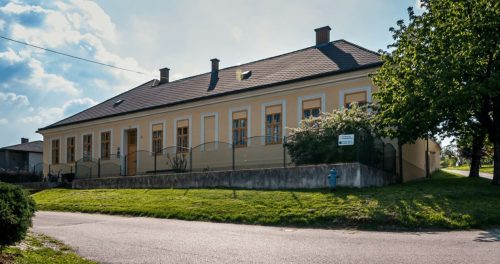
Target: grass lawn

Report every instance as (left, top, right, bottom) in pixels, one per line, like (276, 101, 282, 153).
(0, 233, 95, 264)
(451, 164, 494, 174)
(32, 170, 500, 230)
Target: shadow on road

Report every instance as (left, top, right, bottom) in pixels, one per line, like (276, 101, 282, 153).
(474, 229, 500, 242)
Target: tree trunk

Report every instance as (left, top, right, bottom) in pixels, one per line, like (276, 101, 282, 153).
(469, 131, 485, 178)
(493, 141, 500, 185)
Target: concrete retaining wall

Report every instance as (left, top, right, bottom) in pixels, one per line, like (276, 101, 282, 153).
(72, 163, 396, 190)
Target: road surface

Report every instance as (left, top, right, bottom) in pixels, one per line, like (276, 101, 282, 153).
(443, 169, 493, 179)
(33, 211, 500, 264)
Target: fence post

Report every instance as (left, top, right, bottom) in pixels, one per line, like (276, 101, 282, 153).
(232, 144, 235, 171)
(154, 152, 157, 175)
(382, 143, 385, 171)
(75, 161, 78, 178)
(48, 164, 51, 176)
(98, 158, 101, 178)
(189, 148, 193, 172)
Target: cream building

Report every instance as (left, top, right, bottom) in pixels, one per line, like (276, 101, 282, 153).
(37, 26, 440, 182)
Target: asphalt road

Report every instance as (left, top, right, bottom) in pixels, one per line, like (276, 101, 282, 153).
(443, 169, 493, 179)
(32, 211, 500, 264)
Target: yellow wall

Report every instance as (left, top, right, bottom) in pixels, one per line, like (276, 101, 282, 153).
(39, 67, 440, 181)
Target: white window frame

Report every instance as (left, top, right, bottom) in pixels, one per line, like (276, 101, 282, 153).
(339, 86, 372, 109)
(261, 99, 287, 142)
(228, 105, 251, 146)
(64, 134, 77, 164)
(297, 93, 326, 126)
(50, 137, 61, 165)
(149, 120, 167, 153)
(80, 131, 94, 161)
(98, 128, 114, 159)
(173, 115, 193, 148)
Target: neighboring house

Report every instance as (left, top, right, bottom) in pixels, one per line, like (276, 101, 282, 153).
(37, 26, 440, 182)
(0, 138, 43, 171)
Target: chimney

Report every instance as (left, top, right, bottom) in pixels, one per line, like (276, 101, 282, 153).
(208, 58, 220, 91)
(159, 67, 170, 84)
(21, 138, 29, 144)
(211, 58, 220, 77)
(315, 26, 331, 46)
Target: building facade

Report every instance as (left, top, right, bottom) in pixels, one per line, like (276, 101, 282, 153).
(37, 26, 440, 181)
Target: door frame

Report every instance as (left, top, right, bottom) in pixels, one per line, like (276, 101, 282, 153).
(121, 126, 139, 175)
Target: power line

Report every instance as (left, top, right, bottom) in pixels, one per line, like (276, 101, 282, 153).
(0, 35, 146, 75)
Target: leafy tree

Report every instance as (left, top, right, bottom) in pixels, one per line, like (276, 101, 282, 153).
(372, 0, 500, 184)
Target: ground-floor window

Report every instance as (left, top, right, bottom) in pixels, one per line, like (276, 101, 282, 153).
(83, 134, 92, 161)
(51, 139, 59, 164)
(302, 98, 321, 119)
(265, 105, 282, 144)
(177, 120, 189, 153)
(152, 123, 163, 154)
(66, 137, 75, 163)
(232, 110, 248, 147)
(101, 131, 111, 160)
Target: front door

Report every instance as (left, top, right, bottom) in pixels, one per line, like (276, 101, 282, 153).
(127, 129, 137, 176)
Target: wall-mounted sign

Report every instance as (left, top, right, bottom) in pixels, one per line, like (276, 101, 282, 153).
(338, 134, 355, 146)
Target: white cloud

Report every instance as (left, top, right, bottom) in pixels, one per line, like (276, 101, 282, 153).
(0, 118, 8, 125)
(0, 19, 5, 31)
(19, 97, 97, 125)
(70, 0, 117, 43)
(0, 2, 48, 14)
(25, 58, 80, 96)
(0, 92, 30, 106)
(0, 48, 24, 63)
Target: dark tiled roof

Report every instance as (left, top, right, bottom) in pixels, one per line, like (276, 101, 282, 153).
(40, 40, 381, 130)
(1, 141, 43, 153)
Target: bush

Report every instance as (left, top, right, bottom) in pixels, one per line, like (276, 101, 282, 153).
(286, 104, 382, 165)
(0, 182, 36, 247)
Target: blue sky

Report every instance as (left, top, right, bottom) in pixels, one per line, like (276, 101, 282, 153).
(0, 0, 422, 147)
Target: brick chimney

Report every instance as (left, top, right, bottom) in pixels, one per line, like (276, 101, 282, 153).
(315, 26, 331, 46)
(159, 67, 170, 84)
(21, 138, 29, 144)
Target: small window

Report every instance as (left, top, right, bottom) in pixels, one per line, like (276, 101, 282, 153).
(83, 134, 92, 161)
(51, 139, 60, 165)
(265, 105, 282, 145)
(176, 120, 189, 153)
(66, 137, 75, 163)
(302, 98, 321, 119)
(232, 111, 248, 147)
(152, 124, 163, 154)
(344, 91, 367, 109)
(100, 131, 111, 160)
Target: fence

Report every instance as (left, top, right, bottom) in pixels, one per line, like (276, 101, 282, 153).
(26, 135, 396, 182)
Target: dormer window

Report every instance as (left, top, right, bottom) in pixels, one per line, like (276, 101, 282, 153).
(113, 99, 124, 107)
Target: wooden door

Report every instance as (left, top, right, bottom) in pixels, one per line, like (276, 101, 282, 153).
(127, 129, 137, 176)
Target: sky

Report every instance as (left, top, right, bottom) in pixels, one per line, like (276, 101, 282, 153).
(0, 0, 424, 147)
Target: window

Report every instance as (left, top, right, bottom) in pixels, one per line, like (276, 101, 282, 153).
(152, 124, 163, 154)
(176, 120, 189, 153)
(100, 131, 111, 160)
(265, 105, 282, 144)
(344, 91, 367, 108)
(232, 110, 248, 147)
(51, 139, 60, 164)
(302, 98, 321, 119)
(66, 137, 75, 163)
(83, 134, 92, 161)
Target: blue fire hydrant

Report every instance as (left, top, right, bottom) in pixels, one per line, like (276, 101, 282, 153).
(328, 168, 339, 190)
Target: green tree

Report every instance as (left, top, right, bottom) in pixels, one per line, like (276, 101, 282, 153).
(372, 0, 500, 184)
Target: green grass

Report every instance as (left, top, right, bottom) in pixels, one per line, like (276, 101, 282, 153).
(32, 170, 500, 230)
(451, 164, 494, 174)
(0, 233, 96, 264)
